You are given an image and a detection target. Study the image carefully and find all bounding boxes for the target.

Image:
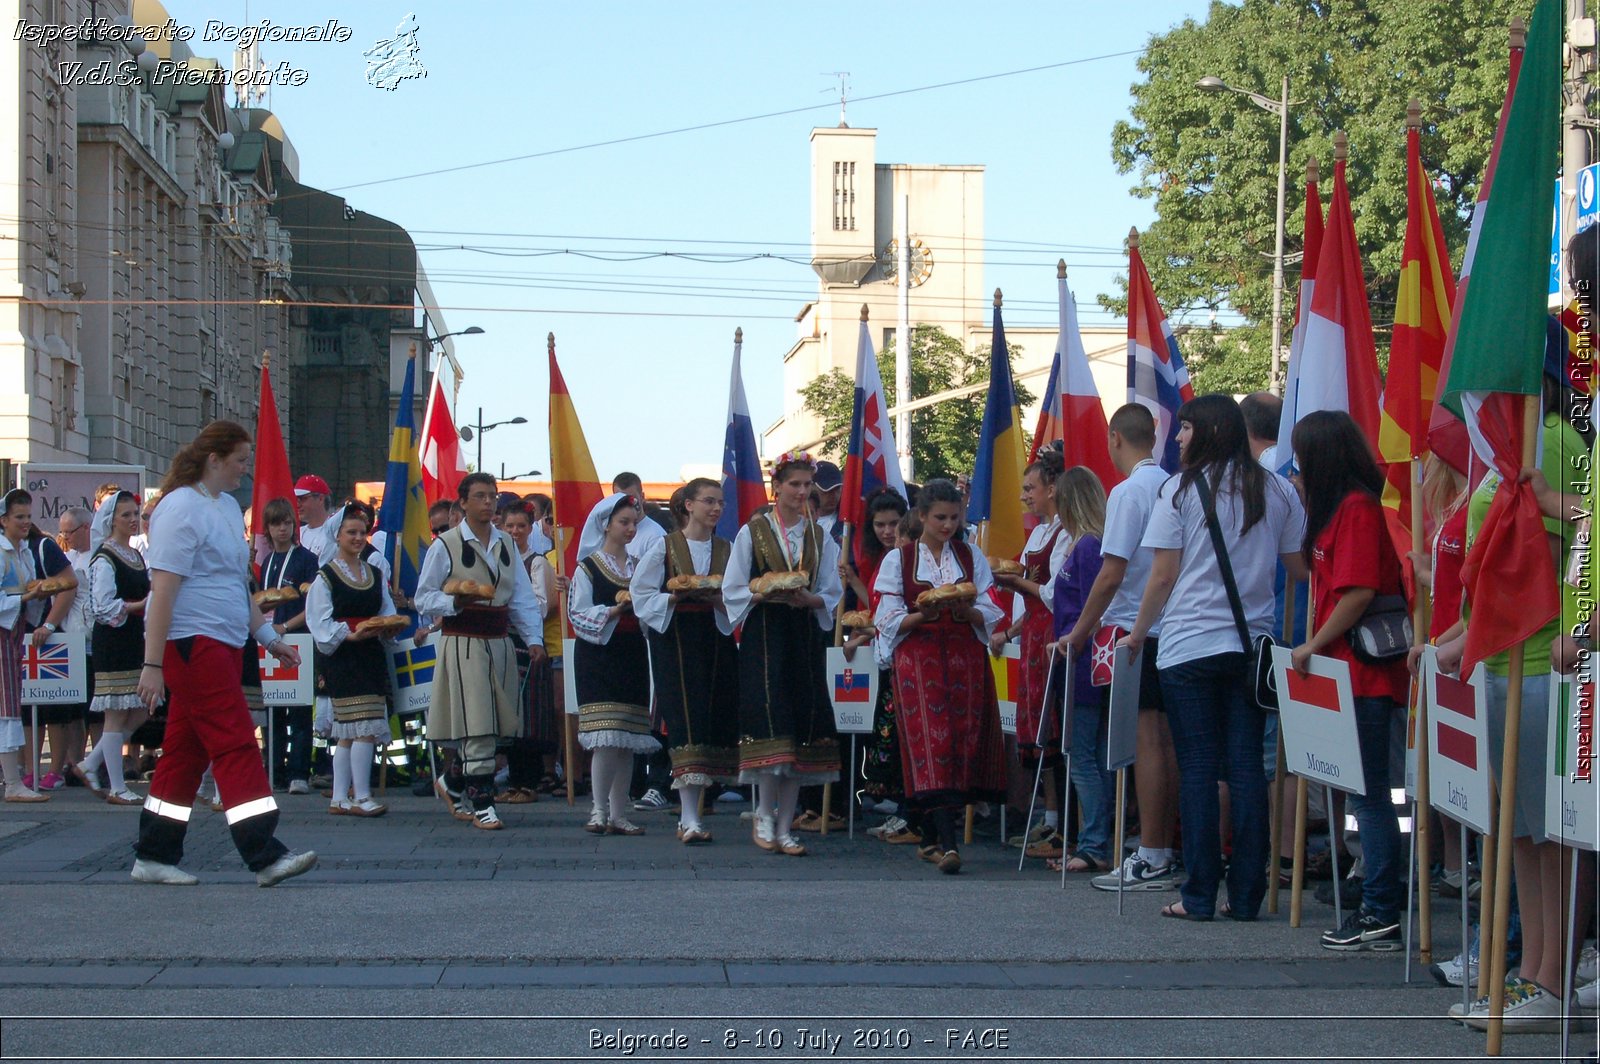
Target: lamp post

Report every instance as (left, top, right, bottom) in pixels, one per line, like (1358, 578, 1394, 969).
(501, 467, 543, 481)
(1197, 74, 1291, 394)
(459, 410, 527, 471)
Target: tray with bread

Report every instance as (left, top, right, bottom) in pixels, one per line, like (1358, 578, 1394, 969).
(442, 578, 495, 601)
(989, 558, 1024, 577)
(915, 581, 977, 611)
(750, 570, 809, 596)
(26, 573, 78, 596)
(840, 609, 874, 630)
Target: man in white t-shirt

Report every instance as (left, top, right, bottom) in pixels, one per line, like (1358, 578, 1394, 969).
(613, 471, 665, 560)
(1058, 404, 1182, 890)
(294, 474, 341, 563)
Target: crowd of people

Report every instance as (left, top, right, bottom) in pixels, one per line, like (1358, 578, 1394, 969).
(0, 248, 1597, 1038)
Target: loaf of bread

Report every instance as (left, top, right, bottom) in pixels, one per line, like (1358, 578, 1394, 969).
(915, 581, 977, 610)
(751, 571, 808, 595)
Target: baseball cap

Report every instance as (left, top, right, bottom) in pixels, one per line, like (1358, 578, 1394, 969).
(293, 474, 331, 497)
(814, 460, 843, 492)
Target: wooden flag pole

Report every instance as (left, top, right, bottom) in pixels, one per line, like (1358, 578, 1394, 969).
(1410, 451, 1434, 965)
(551, 332, 579, 808)
(1484, 395, 1541, 1055)
(1269, 579, 1297, 915)
(822, 520, 852, 838)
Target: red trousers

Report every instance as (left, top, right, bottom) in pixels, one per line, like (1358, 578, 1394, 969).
(135, 636, 286, 871)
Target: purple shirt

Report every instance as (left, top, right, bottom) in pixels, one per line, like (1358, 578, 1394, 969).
(1049, 534, 1104, 707)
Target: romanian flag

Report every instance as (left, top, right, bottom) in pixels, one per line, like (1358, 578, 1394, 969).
(1029, 262, 1120, 491)
(966, 293, 1027, 561)
(1378, 114, 1455, 537)
(548, 334, 605, 578)
(1125, 230, 1194, 472)
(377, 347, 432, 604)
(1428, 23, 1526, 476)
(1442, 0, 1562, 677)
(249, 352, 296, 566)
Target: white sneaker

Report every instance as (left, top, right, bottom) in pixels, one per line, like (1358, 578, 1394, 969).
(131, 858, 198, 886)
(256, 850, 318, 887)
(868, 814, 907, 839)
(1578, 943, 1598, 985)
(1576, 978, 1598, 1012)
(1091, 853, 1178, 892)
(1452, 976, 1565, 1033)
(1429, 951, 1479, 989)
(716, 789, 745, 803)
(287, 779, 310, 795)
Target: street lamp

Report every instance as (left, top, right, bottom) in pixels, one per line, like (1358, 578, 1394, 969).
(458, 410, 527, 470)
(1197, 74, 1292, 394)
(428, 325, 485, 346)
(501, 467, 543, 480)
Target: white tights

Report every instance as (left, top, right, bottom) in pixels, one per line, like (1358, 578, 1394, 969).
(757, 771, 801, 837)
(677, 783, 704, 831)
(588, 748, 633, 821)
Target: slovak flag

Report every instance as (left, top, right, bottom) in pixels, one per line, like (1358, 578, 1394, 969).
(257, 644, 301, 683)
(716, 329, 767, 541)
(1125, 229, 1194, 472)
(833, 668, 871, 704)
(1029, 263, 1120, 491)
(840, 311, 907, 534)
(20, 641, 70, 681)
(1286, 670, 1342, 712)
(1432, 670, 1479, 771)
(392, 642, 437, 689)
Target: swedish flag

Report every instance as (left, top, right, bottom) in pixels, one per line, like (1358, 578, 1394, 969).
(379, 350, 432, 604)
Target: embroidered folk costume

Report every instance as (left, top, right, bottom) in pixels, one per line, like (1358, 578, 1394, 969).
(1013, 515, 1071, 761)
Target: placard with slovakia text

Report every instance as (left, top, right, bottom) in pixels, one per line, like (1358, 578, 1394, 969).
(1545, 673, 1598, 851)
(825, 647, 877, 735)
(1271, 647, 1366, 797)
(1421, 648, 1492, 835)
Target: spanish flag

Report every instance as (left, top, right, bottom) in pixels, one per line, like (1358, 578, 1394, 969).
(548, 334, 605, 578)
(966, 291, 1026, 561)
(1378, 105, 1455, 535)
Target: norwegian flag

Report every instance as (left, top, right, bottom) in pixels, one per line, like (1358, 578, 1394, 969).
(1432, 669, 1479, 772)
(833, 667, 871, 704)
(1286, 670, 1342, 712)
(840, 313, 907, 535)
(20, 641, 70, 682)
(257, 643, 301, 683)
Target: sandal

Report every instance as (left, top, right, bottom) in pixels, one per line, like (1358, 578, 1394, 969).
(1218, 902, 1256, 922)
(1045, 856, 1064, 873)
(1160, 901, 1213, 922)
(1063, 853, 1110, 873)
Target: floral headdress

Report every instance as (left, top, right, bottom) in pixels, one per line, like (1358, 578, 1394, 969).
(772, 450, 819, 472)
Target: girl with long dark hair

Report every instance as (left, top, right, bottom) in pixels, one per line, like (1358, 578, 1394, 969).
(1288, 410, 1408, 950)
(1122, 395, 1307, 920)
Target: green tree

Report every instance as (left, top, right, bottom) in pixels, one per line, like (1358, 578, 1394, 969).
(798, 324, 1034, 483)
(1106, 0, 1529, 393)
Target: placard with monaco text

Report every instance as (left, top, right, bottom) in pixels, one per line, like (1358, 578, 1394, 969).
(1270, 647, 1366, 797)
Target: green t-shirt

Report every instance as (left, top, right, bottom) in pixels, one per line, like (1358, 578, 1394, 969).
(1466, 413, 1587, 675)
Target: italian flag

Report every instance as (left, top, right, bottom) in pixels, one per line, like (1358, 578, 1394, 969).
(1441, 0, 1561, 676)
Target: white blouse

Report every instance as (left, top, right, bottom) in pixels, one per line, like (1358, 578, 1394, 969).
(569, 550, 635, 645)
(872, 542, 1004, 653)
(88, 544, 146, 627)
(306, 558, 398, 656)
(1009, 516, 1075, 620)
(720, 512, 843, 631)
(630, 535, 732, 637)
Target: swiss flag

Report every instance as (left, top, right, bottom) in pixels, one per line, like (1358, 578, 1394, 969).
(420, 369, 466, 507)
(257, 644, 300, 682)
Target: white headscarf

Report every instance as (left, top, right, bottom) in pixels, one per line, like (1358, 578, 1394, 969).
(576, 492, 637, 562)
(89, 493, 120, 555)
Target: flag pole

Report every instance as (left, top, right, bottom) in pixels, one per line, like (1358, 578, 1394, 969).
(550, 332, 579, 808)
(1268, 579, 1295, 915)
(1484, 394, 1541, 1055)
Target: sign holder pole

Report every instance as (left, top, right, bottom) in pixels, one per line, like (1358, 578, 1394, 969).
(1017, 657, 1054, 872)
(1325, 783, 1343, 932)
(1268, 580, 1297, 915)
(1461, 819, 1472, 1017)
(1561, 848, 1579, 1064)
(1059, 684, 1072, 891)
(1289, 776, 1310, 927)
(1404, 799, 1417, 983)
(30, 705, 40, 790)
(264, 705, 275, 783)
(848, 733, 857, 840)
(1114, 767, 1127, 916)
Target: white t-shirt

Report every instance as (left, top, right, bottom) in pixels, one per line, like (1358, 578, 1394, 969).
(1140, 465, 1304, 670)
(146, 485, 251, 647)
(625, 511, 666, 560)
(1100, 460, 1169, 636)
(299, 506, 343, 565)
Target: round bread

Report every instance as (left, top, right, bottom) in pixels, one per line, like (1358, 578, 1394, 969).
(443, 578, 494, 601)
(298, 582, 312, 595)
(252, 586, 301, 609)
(616, 590, 633, 607)
(751, 570, 809, 595)
(27, 573, 78, 595)
(840, 610, 874, 630)
(915, 581, 978, 610)
(357, 615, 410, 635)
(667, 574, 722, 594)
(990, 558, 1024, 577)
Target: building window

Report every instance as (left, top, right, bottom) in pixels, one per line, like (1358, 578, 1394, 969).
(833, 160, 856, 232)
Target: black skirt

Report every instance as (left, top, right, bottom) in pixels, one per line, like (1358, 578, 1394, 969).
(735, 602, 840, 777)
(646, 606, 740, 783)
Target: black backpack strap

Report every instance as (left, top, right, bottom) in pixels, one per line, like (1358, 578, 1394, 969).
(1194, 473, 1253, 656)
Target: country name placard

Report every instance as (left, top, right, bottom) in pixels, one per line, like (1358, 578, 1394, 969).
(1422, 647, 1492, 836)
(1271, 647, 1366, 797)
(825, 647, 876, 735)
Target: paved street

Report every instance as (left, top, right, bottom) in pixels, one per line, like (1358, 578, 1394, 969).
(0, 786, 1586, 1063)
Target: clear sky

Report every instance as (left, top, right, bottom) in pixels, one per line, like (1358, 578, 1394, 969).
(159, 0, 1219, 482)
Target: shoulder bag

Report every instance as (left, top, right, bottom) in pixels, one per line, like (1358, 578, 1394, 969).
(1194, 474, 1278, 711)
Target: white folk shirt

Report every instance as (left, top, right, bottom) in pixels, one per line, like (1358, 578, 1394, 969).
(413, 522, 544, 648)
(872, 542, 1004, 654)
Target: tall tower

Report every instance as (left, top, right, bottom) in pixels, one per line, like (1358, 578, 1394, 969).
(809, 126, 876, 285)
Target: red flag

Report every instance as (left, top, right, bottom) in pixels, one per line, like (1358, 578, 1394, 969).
(250, 354, 296, 566)
(1286, 669, 1342, 712)
(420, 367, 466, 507)
(548, 336, 605, 578)
(1030, 263, 1120, 491)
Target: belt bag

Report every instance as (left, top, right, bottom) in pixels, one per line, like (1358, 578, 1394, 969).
(1195, 475, 1279, 712)
(1346, 594, 1413, 664)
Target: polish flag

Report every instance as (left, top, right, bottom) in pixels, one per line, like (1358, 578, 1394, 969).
(419, 369, 466, 507)
(1029, 263, 1120, 490)
(1275, 161, 1326, 472)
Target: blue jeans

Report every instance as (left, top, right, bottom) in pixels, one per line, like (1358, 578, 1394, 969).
(1349, 696, 1403, 923)
(1159, 651, 1268, 918)
(1068, 700, 1115, 863)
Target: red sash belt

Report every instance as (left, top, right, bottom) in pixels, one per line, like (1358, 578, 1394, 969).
(615, 613, 642, 634)
(442, 604, 510, 639)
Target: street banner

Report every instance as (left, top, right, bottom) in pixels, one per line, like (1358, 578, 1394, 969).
(19, 632, 86, 704)
(1105, 644, 1139, 771)
(1546, 673, 1598, 851)
(825, 647, 876, 735)
(1422, 647, 1492, 835)
(389, 636, 436, 717)
(991, 641, 1020, 735)
(16, 464, 144, 523)
(257, 635, 313, 706)
(1271, 647, 1366, 797)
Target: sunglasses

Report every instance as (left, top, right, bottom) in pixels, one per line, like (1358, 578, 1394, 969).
(431, 525, 448, 536)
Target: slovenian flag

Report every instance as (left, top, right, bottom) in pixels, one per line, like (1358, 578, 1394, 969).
(967, 294, 1027, 561)
(833, 668, 871, 704)
(1125, 229, 1194, 472)
(840, 310, 907, 535)
(716, 329, 767, 540)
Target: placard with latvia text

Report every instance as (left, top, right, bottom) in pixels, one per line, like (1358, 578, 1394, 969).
(1422, 647, 1492, 836)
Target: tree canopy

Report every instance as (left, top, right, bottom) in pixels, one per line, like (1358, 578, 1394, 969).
(1106, 0, 1530, 393)
(799, 325, 1033, 484)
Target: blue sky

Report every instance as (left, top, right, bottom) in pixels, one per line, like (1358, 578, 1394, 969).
(160, 0, 1217, 480)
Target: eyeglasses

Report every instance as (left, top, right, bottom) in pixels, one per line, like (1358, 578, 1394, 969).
(60, 524, 85, 536)
(431, 525, 448, 536)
